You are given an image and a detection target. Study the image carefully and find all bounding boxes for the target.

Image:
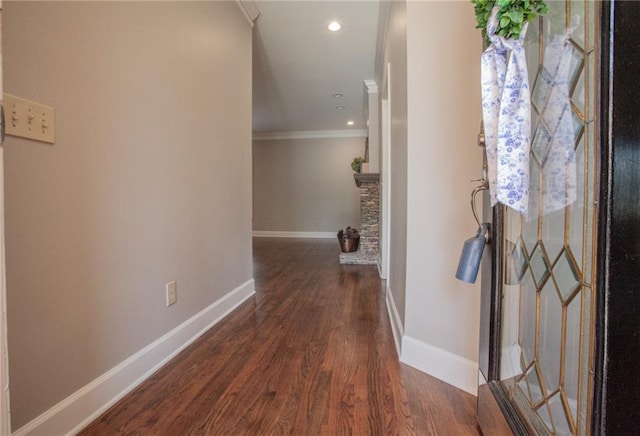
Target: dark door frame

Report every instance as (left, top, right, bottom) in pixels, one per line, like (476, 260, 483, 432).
(592, 0, 640, 433)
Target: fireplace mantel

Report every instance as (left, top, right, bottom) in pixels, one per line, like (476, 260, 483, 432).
(353, 173, 380, 187)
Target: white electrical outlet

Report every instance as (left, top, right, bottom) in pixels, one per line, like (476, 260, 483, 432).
(166, 280, 177, 306)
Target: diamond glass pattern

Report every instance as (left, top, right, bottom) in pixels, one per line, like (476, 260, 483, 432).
(532, 122, 553, 165)
(498, 2, 598, 434)
(532, 67, 551, 114)
(553, 249, 582, 302)
(529, 243, 551, 287)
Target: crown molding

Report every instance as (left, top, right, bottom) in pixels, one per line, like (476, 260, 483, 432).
(236, 0, 260, 27)
(253, 130, 368, 141)
(364, 80, 379, 94)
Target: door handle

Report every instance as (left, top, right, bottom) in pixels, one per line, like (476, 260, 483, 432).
(471, 180, 489, 232)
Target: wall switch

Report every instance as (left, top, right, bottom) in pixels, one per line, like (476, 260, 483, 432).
(166, 281, 177, 306)
(4, 93, 55, 144)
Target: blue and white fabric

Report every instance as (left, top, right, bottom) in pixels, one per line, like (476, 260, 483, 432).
(481, 7, 531, 216)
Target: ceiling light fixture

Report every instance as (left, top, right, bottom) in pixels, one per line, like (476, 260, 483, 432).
(328, 21, 342, 32)
(332, 93, 343, 98)
(347, 121, 355, 126)
(336, 106, 346, 110)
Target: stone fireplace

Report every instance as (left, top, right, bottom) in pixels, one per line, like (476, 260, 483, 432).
(339, 173, 379, 265)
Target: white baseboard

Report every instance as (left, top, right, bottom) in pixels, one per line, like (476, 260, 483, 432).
(252, 231, 335, 239)
(385, 286, 403, 357)
(13, 279, 256, 436)
(253, 129, 367, 140)
(400, 336, 478, 396)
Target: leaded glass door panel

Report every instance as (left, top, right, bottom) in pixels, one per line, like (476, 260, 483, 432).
(478, 1, 599, 435)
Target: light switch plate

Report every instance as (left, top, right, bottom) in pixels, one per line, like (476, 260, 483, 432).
(166, 281, 177, 306)
(4, 93, 55, 144)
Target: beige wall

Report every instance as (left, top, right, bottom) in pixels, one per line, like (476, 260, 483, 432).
(252, 137, 362, 233)
(377, 0, 483, 380)
(380, 0, 409, 326)
(4, 2, 253, 429)
(404, 2, 483, 360)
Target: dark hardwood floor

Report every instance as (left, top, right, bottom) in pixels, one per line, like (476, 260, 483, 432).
(80, 238, 480, 435)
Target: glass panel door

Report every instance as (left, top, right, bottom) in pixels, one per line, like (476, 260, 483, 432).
(497, 1, 599, 434)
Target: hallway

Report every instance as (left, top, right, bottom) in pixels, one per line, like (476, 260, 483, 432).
(81, 238, 480, 435)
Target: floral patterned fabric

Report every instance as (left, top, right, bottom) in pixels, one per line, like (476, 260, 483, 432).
(481, 8, 531, 216)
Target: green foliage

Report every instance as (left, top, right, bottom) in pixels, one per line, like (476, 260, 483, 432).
(351, 157, 364, 172)
(472, 0, 548, 44)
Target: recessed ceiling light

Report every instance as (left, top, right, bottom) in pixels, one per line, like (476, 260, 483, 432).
(332, 93, 343, 98)
(336, 106, 346, 110)
(347, 121, 355, 126)
(328, 21, 342, 32)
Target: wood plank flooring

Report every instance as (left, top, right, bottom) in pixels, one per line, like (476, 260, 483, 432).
(80, 238, 481, 435)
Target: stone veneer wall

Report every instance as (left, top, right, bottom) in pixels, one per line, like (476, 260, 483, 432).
(339, 179, 379, 265)
(359, 181, 380, 256)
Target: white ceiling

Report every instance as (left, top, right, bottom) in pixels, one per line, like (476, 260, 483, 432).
(252, 1, 381, 134)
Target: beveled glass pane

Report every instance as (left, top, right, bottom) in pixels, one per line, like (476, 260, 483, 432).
(578, 285, 593, 433)
(530, 243, 551, 287)
(519, 268, 537, 366)
(582, 53, 595, 122)
(568, 43, 585, 94)
(537, 401, 557, 433)
(532, 67, 551, 114)
(541, 208, 564, 262)
(570, 0, 586, 49)
(517, 375, 533, 405)
(524, 160, 540, 246)
(539, 279, 562, 393)
(520, 364, 545, 405)
(549, 391, 573, 435)
(545, 0, 568, 38)
(582, 123, 596, 283)
(532, 103, 540, 136)
(566, 289, 583, 423)
(505, 237, 528, 285)
(571, 109, 584, 139)
(568, 137, 585, 269)
(532, 122, 553, 165)
(572, 68, 585, 117)
(584, 0, 595, 50)
(553, 250, 582, 302)
(526, 19, 541, 81)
